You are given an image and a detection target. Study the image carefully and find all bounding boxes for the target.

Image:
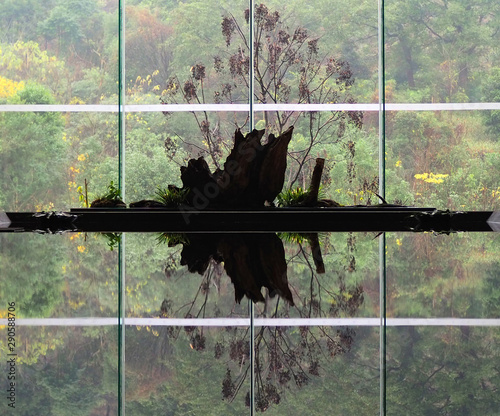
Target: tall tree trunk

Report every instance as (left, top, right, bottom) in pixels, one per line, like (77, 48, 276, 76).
(399, 35, 416, 88)
(458, 61, 469, 92)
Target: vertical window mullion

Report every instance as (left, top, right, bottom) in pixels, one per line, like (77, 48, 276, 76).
(378, 1, 387, 415)
(378, 0, 386, 199)
(249, 2, 255, 415)
(118, 0, 126, 198)
(118, 1, 126, 415)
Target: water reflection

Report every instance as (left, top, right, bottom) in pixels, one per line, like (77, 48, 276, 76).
(0, 231, 498, 414)
(153, 232, 369, 410)
(386, 326, 500, 415)
(164, 233, 294, 305)
(154, 231, 368, 319)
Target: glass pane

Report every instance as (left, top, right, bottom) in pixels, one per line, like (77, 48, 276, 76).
(0, 233, 119, 318)
(387, 232, 500, 318)
(2, 325, 119, 415)
(386, 231, 500, 413)
(250, 0, 378, 104)
(386, 109, 500, 210)
(125, 325, 250, 415)
(125, 233, 248, 319)
(121, 231, 380, 414)
(385, 1, 500, 104)
(385, 1, 500, 211)
(250, 1, 376, 199)
(0, 1, 120, 211)
(0, 111, 119, 211)
(0, 1, 119, 105)
(125, 0, 249, 107)
(0, 233, 120, 415)
(387, 326, 500, 415)
(257, 232, 379, 319)
(124, 110, 250, 206)
(124, 1, 251, 206)
(252, 326, 380, 414)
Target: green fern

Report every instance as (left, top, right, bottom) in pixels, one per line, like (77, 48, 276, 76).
(156, 233, 189, 246)
(100, 233, 122, 250)
(277, 232, 309, 244)
(154, 187, 189, 207)
(276, 187, 310, 207)
(278, 232, 327, 245)
(277, 185, 328, 207)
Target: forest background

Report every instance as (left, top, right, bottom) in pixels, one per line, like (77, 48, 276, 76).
(0, 0, 499, 415)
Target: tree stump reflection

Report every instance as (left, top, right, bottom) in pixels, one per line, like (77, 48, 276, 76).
(158, 232, 366, 411)
(177, 233, 294, 306)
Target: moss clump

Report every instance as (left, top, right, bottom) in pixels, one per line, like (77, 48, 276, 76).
(90, 181, 126, 207)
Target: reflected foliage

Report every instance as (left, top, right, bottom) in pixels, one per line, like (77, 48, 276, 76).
(155, 231, 366, 411)
(387, 326, 500, 415)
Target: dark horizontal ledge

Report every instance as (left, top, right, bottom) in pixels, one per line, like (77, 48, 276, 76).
(2, 208, 496, 233)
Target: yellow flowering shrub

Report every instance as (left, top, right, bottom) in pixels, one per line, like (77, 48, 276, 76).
(0, 76, 24, 98)
(414, 172, 449, 184)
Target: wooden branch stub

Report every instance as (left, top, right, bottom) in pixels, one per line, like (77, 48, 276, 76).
(304, 157, 325, 206)
(307, 233, 325, 274)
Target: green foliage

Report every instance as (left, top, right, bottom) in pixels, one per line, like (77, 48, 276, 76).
(0, 0, 52, 43)
(38, 0, 105, 64)
(125, 6, 173, 83)
(0, 41, 67, 92)
(164, 0, 243, 74)
(481, 261, 500, 317)
(123, 109, 188, 202)
(99, 181, 121, 200)
(386, 325, 500, 415)
(77, 183, 88, 207)
(277, 232, 309, 245)
(154, 186, 189, 207)
(276, 187, 310, 207)
(0, 233, 65, 318)
(17, 81, 57, 104)
(385, 0, 500, 100)
(32, 328, 114, 416)
(0, 82, 67, 210)
(482, 67, 500, 138)
(72, 67, 117, 104)
(156, 232, 189, 246)
(100, 232, 121, 251)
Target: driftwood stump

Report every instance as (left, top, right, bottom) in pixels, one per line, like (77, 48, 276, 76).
(180, 127, 294, 208)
